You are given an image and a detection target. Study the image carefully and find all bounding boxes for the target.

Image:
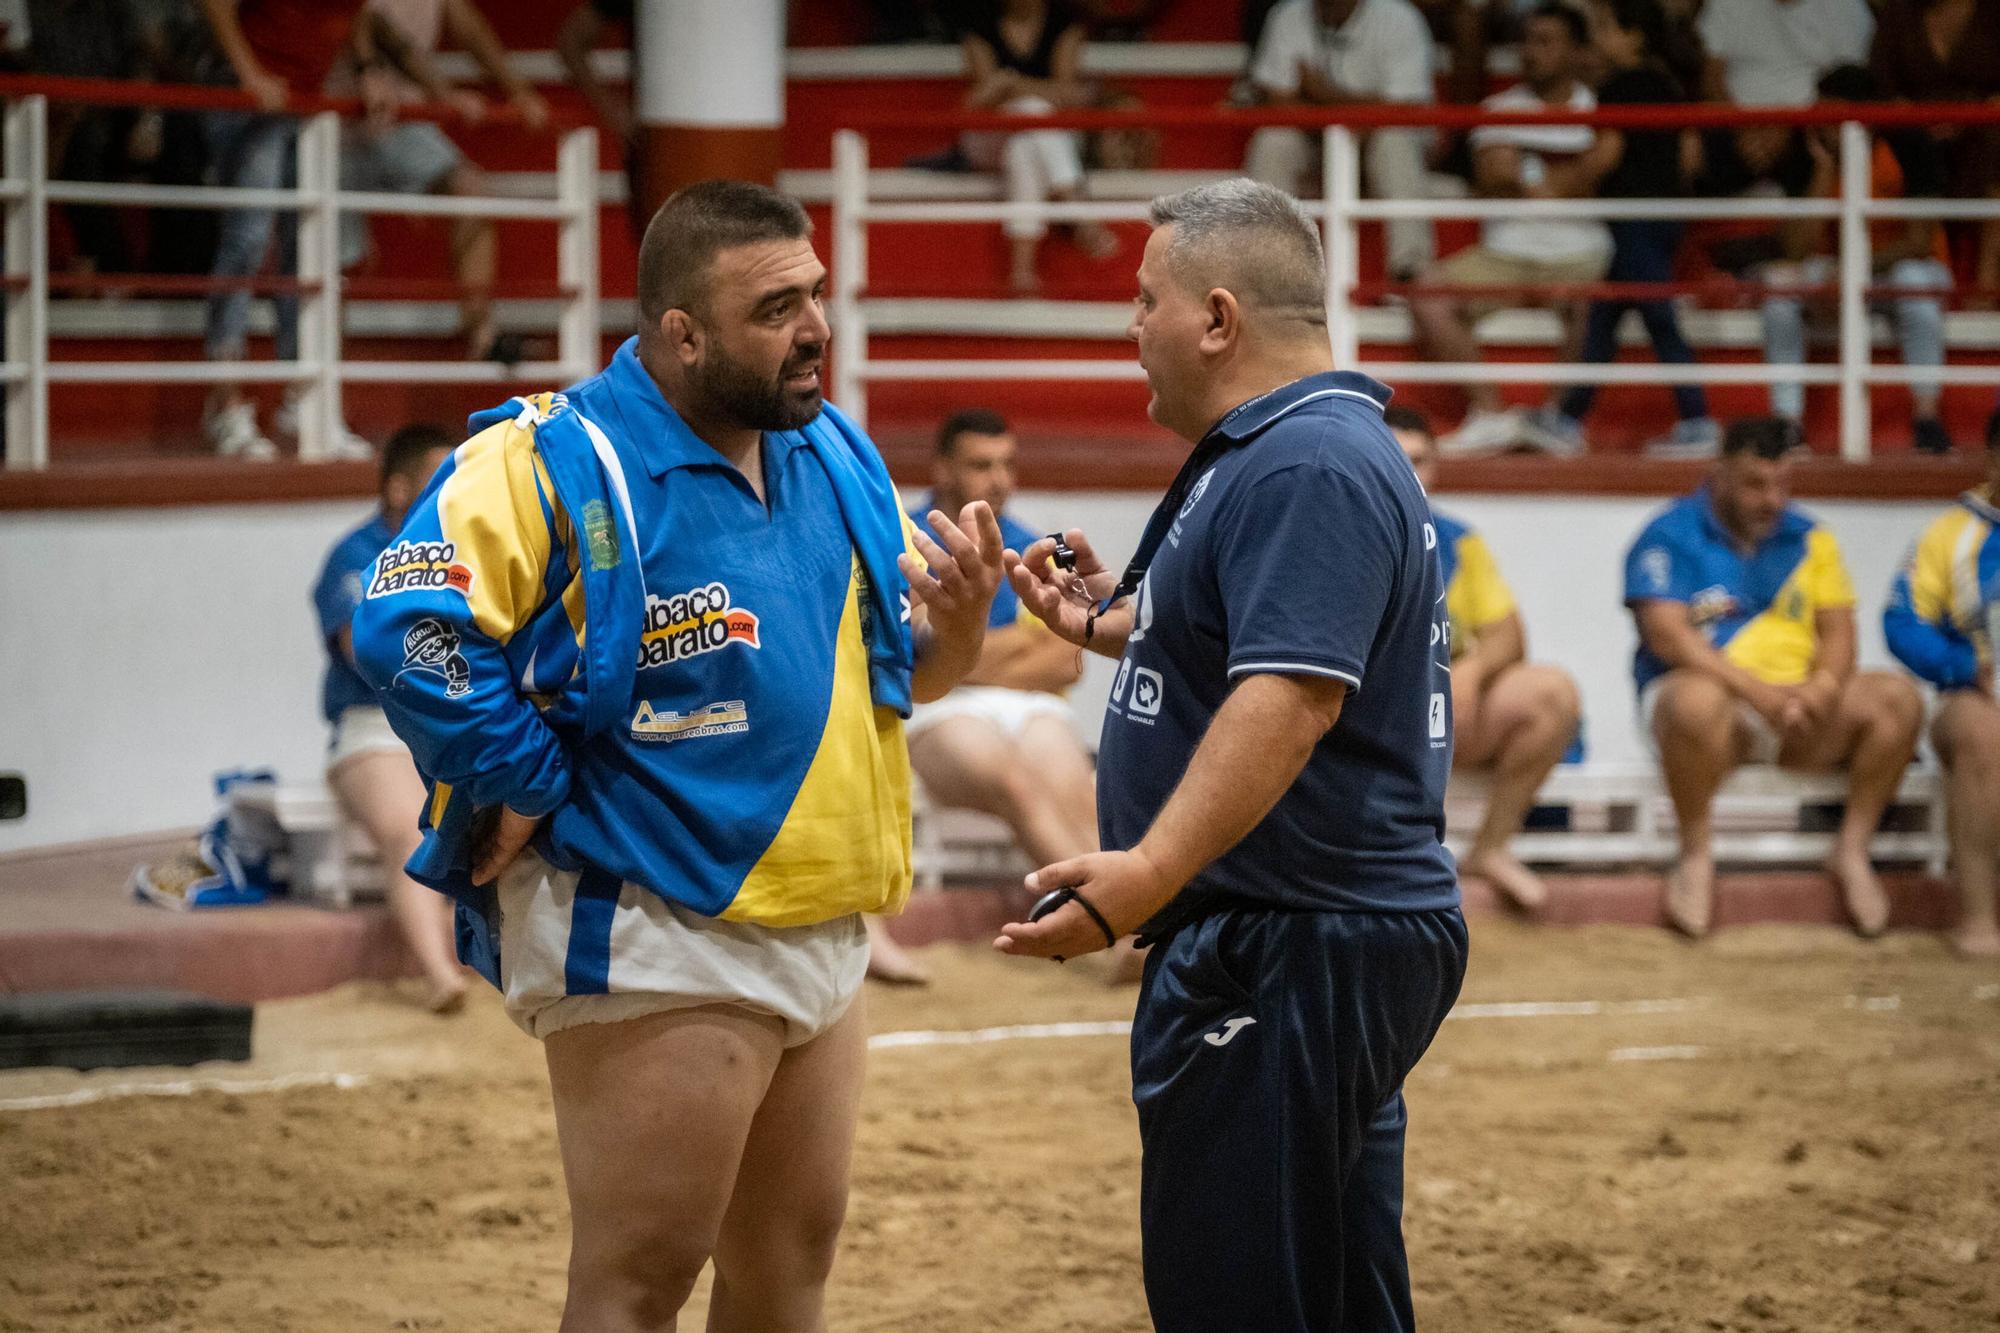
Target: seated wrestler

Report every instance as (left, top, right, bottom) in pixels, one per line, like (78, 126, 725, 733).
(310, 423, 463, 1010)
(1388, 405, 1581, 911)
(1624, 417, 1922, 938)
(904, 410, 1101, 954)
(1882, 408, 2000, 955)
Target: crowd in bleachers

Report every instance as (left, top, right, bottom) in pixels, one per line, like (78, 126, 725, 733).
(5, 0, 2000, 461)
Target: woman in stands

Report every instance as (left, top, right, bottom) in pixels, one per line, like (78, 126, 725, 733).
(1525, 0, 1720, 458)
(959, 0, 1121, 295)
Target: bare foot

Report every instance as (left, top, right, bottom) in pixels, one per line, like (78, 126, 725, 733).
(1948, 920, 2000, 957)
(424, 974, 469, 1015)
(1072, 222, 1121, 260)
(864, 916, 930, 986)
(1463, 847, 1549, 913)
(1826, 846, 1890, 938)
(1664, 853, 1715, 938)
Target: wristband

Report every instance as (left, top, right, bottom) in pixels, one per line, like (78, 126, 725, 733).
(1027, 885, 1119, 963)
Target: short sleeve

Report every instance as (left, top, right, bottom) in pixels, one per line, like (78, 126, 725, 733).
(312, 542, 365, 644)
(1455, 532, 1517, 629)
(1250, 0, 1307, 97)
(1805, 528, 1856, 611)
(1695, 3, 1733, 62)
(1216, 464, 1396, 692)
(1624, 521, 1693, 604)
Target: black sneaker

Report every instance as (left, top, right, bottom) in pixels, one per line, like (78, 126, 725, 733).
(1914, 417, 1953, 455)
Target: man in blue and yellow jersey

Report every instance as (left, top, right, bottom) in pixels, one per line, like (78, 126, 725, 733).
(1625, 417, 1921, 939)
(1388, 405, 1581, 914)
(309, 423, 461, 1012)
(351, 181, 1004, 1330)
(1882, 409, 2000, 956)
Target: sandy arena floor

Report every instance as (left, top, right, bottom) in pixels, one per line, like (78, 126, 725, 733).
(2, 920, 1997, 1332)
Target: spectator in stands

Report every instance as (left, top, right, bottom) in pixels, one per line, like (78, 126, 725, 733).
(556, 0, 630, 150)
(906, 411, 1097, 896)
(311, 423, 466, 1011)
(335, 0, 550, 365)
(1870, 0, 2000, 309)
(1624, 417, 1923, 938)
(958, 0, 1121, 295)
(1389, 405, 1581, 911)
(1409, 2, 1610, 456)
(1524, 0, 1720, 458)
(1882, 408, 2000, 956)
(195, 0, 370, 460)
(29, 0, 150, 278)
(556, 0, 645, 237)
(1697, 0, 1872, 191)
(1760, 65, 1956, 453)
(1241, 0, 1437, 282)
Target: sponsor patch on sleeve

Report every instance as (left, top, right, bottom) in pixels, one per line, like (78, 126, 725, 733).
(367, 540, 475, 599)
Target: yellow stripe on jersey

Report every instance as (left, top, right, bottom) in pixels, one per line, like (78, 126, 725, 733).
(726, 557, 914, 925)
(1907, 502, 1990, 646)
(1722, 526, 1855, 686)
(436, 417, 563, 646)
(1445, 531, 1516, 659)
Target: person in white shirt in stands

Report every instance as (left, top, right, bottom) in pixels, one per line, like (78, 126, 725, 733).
(1242, 0, 1437, 281)
(1409, 1, 1610, 457)
(1698, 0, 1874, 183)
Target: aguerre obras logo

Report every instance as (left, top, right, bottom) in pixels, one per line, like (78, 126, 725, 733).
(637, 581, 762, 670)
(367, 539, 474, 599)
(399, 618, 471, 697)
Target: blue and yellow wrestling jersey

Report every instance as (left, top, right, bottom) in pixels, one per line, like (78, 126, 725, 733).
(1884, 489, 2000, 689)
(350, 338, 923, 943)
(310, 512, 394, 723)
(1623, 487, 1855, 694)
(1432, 511, 1516, 661)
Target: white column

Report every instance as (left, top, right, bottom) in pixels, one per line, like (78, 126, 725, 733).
(632, 0, 785, 221)
(4, 95, 49, 469)
(1836, 120, 1871, 463)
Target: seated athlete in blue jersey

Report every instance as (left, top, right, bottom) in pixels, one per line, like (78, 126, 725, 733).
(1883, 409, 2000, 956)
(1388, 404, 1581, 912)
(309, 423, 461, 1010)
(907, 414, 1095, 861)
(1624, 418, 1922, 938)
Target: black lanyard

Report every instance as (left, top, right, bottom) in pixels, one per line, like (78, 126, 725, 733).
(1099, 431, 1241, 615)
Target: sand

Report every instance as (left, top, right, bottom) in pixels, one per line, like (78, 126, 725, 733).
(2, 920, 1996, 1331)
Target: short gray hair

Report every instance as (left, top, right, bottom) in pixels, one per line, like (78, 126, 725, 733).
(1147, 178, 1326, 325)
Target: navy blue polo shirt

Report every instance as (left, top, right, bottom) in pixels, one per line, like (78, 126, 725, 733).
(1096, 372, 1459, 931)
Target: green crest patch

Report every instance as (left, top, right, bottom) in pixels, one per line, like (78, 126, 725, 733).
(582, 499, 620, 570)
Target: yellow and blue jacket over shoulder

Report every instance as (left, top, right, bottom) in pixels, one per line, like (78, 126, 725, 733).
(1432, 511, 1516, 661)
(351, 338, 920, 986)
(1622, 487, 1854, 693)
(1883, 489, 2000, 689)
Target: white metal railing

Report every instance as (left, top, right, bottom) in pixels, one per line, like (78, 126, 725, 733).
(0, 93, 598, 469)
(831, 119, 2000, 462)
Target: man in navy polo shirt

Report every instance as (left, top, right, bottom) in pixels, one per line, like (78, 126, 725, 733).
(1001, 179, 1467, 1331)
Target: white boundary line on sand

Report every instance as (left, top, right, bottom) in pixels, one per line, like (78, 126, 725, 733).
(0, 1070, 369, 1113)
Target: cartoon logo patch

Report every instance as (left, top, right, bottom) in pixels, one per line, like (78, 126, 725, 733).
(399, 618, 471, 697)
(368, 540, 474, 599)
(636, 582, 762, 670)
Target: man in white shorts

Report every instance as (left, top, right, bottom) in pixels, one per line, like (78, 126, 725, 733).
(1623, 417, 1921, 939)
(310, 422, 462, 1009)
(352, 181, 1004, 1330)
(339, 0, 549, 361)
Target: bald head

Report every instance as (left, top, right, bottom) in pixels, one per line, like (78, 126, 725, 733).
(1146, 179, 1327, 333)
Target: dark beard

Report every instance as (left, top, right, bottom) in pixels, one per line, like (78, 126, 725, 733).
(694, 344, 823, 433)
